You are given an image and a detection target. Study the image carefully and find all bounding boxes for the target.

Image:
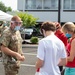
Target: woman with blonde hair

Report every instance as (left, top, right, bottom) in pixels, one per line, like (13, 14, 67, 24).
(62, 22, 75, 75)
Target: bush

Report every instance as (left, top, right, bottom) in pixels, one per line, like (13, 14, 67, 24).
(30, 37, 38, 44)
(17, 12, 39, 28)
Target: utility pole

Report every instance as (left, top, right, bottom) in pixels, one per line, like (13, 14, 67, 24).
(58, 0, 61, 23)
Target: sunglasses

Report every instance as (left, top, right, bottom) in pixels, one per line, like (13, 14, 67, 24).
(11, 21, 22, 25)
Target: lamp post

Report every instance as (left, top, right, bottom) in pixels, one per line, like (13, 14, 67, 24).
(58, 0, 61, 23)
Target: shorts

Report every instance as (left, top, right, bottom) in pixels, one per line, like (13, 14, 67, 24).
(64, 67, 75, 75)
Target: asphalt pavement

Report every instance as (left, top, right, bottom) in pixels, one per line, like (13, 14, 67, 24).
(20, 45, 38, 75)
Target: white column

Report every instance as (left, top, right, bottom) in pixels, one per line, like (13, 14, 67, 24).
(23, 0, 25, 12)
(42, 0, 43, 9)
(61, 0, 64, 22)
(61, 0, 63, 11)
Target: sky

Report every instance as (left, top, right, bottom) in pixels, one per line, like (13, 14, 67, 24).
(0, 0, 17, 10)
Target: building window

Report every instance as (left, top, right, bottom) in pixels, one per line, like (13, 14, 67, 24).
(25, 0, 58, 10)
(50, 0, 58, 9)
(64, 0, 75, 10)
(36, 0, 42, 9)
(25, 0, 36, 9)
(43, 0, 50, 9)
(71, 0, 75, 9)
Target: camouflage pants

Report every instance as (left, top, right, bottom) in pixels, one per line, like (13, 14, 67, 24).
(4, 64, 19, 75)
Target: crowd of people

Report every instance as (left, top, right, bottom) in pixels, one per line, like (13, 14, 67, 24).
(35, 21, 75, 75)
(0, 15, 75, 75)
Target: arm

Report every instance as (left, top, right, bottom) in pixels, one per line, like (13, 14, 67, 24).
(35, 40, 44, 69)
(58, 58, 67, 66)
(58, 43, 67, 66)
(1, 45, 25, 61)
(35, 58, 44, 69)
(67, 39, 75, 62)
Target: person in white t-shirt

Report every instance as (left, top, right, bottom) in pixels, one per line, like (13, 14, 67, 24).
(35, 21, 67, 75)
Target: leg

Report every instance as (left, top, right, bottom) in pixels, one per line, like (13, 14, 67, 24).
(59, 66, 63, 71)
(4, 64, 19, 75)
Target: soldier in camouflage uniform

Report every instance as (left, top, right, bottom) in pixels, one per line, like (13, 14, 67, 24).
(0, 16, 25, 75)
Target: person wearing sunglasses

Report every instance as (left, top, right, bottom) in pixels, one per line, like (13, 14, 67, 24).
(0, 16, 25, 75)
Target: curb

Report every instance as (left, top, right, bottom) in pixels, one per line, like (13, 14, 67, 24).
(22, 44, 38, 48)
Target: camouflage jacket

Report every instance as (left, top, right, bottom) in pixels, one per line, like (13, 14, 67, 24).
(0, 26, 8, 37)
(0, 27, 23, 65)
(0, 26, 8, 53)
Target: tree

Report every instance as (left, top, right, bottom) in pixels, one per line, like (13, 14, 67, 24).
(0, 1, 12, 12)
(0, 1, 7, 12)
(17, 12, 39, 28)
(7, 7, 12, 11)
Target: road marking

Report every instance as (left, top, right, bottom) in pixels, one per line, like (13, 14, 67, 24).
(21, 64, 35, 67)
(0, 61, 35, 67)
(23, 53, 37, 56)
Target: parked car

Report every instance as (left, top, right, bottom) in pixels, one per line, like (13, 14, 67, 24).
(20, 28, 42, 39)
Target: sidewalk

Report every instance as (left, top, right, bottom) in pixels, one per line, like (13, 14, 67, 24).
(22, 44, 38, 48)
(22, 38, 42, 48)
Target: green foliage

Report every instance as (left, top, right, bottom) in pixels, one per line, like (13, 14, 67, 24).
(0, 1, 12, 12)
(0, 2, 7, 12)
(30, 37, 38, 44)
(7, 7, 12, 11)
(17, 12, 39, 28)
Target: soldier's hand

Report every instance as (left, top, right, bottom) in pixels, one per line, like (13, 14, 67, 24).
(21, 55, 25, 61)
(16, 53, 25, 61)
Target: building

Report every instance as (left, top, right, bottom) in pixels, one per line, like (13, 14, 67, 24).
(17, 0, 75, 24)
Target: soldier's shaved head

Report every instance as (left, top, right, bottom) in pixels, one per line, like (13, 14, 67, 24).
(11, 16, 21, 21)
